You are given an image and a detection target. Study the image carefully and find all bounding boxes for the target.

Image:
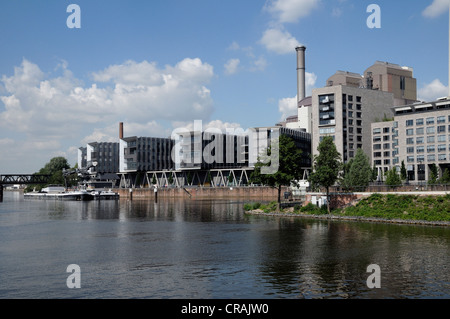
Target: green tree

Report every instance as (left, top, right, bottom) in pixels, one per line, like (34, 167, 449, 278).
(428, 164, 439, 185)
(309, 136, 342, 214)
(438, 168, 450, 184)
(341, 148, 372, 191)
(400, 160, 407, 181)
(26, 157, 71, 192)
(371, 166, 378, 182)
(250, 134, 304, 209)
(385, 167, 401, 188)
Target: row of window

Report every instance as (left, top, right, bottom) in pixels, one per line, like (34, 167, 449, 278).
(406, 115, 449, 126)
(406, 125, 448, 135)
(407, 135, 450, 144)
(407, 154, 447, 162)
(407, 145, 448, 153)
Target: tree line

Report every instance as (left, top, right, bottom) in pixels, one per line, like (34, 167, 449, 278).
(251, 135, 450, 214)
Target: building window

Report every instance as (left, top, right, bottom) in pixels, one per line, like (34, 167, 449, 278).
(438, 125, 446, 133)
(373, 136, 381, 142)
(438, 144, 446, 152)
(438, 135, 446, 142)
(356, 96, 361, 103)
(438, 154, 447, 161)
(348, 95, 353, 102)
(426, 117, 435, 125)
(406, 119, 414, 126)
(407, 156, 415, 163)
(416, 118, 424, 126)
(427, 145, 435, 153)
(349, 119, 354, 125)
(417, 155, 425, 162)
(428, 154, 436, 162)
(373, 128, 381, 134)
(384, 151, 390, 157)
(383, 127, 390, 133)
(407, 138, 414, 144)
(383, 143, 390, 150)
(406, 129, 414, 136)
(416, 127, 424, 135)
(384, 159, 391, 165)
(427, 127, 435, 134)
(417, 146, 424, 153)
(427, 135, 435, 143)
(416, 137, 424, 144)
(383, 135, 390, 141)
(374, 152, 382, 158)
(437, 116, 446, 124)
(373, 144, 381, 150)
(357, 120, 362, 126)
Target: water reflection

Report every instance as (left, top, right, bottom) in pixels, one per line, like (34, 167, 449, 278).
(1, 192, 450, 299)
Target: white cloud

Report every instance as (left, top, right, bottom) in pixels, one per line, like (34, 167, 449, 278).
(259, 27, 301, 54)
(278, 72, 317, 120)
(278, 96, 298, 121)
(423, 0, 449, 18)
(224, 59, 240, 75)
(251, 57, 268, 71)
(418, 79, 449, 101)
(264, 0, 321, 23)
(0, 58, 216, 172)
(0, 58, 215, 137)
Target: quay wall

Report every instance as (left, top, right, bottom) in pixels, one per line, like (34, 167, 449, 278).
(116, 186, 289, 200)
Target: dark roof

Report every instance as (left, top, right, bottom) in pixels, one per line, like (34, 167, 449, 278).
(298, 96, 312, 107)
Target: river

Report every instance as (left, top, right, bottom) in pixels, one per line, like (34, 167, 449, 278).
(0, 191, 449, 299)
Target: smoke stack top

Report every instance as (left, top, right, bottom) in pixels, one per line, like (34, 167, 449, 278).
(119, 122, 124, 139)
(296, 46, 306, 103)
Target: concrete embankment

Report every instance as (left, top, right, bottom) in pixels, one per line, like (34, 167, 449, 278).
(245, 210, 450, 227)
(115, 186, 289, 200)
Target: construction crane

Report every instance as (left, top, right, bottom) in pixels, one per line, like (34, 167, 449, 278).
(62, 162, 97, 189)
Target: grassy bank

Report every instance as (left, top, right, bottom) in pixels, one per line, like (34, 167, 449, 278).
(244, 193, 450, 223)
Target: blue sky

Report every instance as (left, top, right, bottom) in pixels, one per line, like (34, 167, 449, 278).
(1, 0, 450, 173)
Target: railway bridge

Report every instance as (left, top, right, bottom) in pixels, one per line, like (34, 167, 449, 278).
(0, 175, 51, 202)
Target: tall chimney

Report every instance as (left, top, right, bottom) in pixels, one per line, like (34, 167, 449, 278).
(296, 46, 306, 103)
(119, 122, 124, 139)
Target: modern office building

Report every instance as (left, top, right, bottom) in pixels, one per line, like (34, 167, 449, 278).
(77, 147, 87, 170)
(77, 143, 119, 174)
(87, 142, 120, 174)
(312, 85, 395, 164)
(173, 130, 248, 171)
(371, 99, 450, 183)
(119, 136, 174, 173)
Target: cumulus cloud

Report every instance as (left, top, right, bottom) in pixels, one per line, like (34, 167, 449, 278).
(224, 59, 240, 75)
(0, 58, 215, 137)
(423, 0, 449, 18)
(418, 79, 449, 101)
(278, 72, 317, 120)
(264, 0, 321, 23)
(0, 58, 216, 172)
(260, 27, 302, 54)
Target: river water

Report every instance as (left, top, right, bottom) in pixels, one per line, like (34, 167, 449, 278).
(0, 191, 449, 299)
